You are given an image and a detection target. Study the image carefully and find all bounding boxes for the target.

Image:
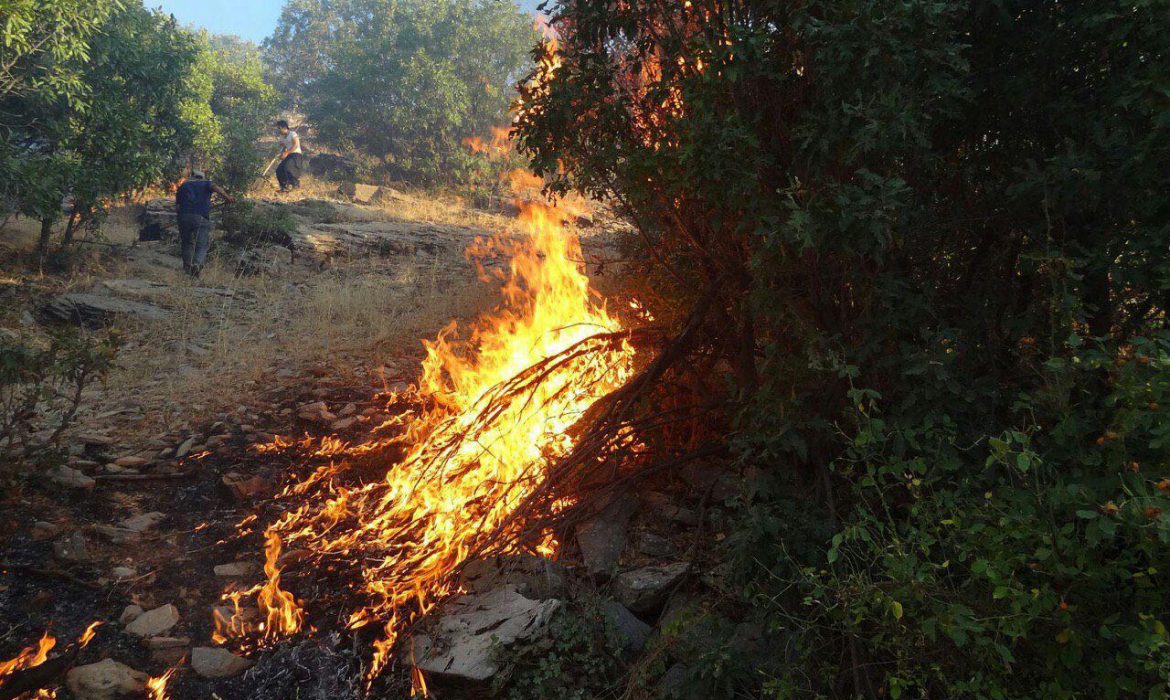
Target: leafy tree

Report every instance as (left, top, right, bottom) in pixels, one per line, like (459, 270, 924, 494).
(0, 3, 219, 262)
(200, 34, 279, 191)
(264, 0, 536, 182)
(516, 0, 1170, 697)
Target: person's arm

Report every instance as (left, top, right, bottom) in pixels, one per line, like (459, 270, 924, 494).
(211, 183, 236, 204)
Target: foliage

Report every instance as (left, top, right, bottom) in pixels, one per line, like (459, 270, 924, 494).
(264, 0, 537, 182)
(493, 598, 624, 700)
(0, 3, 219, 259)
(517, 0, 1170, 697)
(199, 33, 279, 192)
(0, 330, 115, 478)
(219, 200, 298, 246)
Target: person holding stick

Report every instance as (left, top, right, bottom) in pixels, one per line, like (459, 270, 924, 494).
(273, 119, 306, 192)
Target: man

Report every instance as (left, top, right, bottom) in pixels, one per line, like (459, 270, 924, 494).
(175, 169, 234, 276)
(274, 119, 306, 192)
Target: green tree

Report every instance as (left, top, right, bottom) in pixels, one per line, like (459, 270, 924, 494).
(264, 0, 536, 182)
(200, 33, 279, 191)
(516, 0, 1170, 697)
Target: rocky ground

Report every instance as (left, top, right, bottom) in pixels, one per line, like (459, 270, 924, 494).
(0, 189, 735, 699)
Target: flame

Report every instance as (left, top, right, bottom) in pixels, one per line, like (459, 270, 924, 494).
(77, 622, 102, 648)
(0, 633, 55, 679)
(146, 668, 176, 700)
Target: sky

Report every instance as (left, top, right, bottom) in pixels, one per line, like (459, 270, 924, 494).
(152, 0, 542, 44)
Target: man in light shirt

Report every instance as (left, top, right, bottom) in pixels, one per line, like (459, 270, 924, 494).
(274, 119, 306, 192)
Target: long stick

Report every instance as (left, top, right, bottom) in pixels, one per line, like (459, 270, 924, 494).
(261, 155, 280, 177)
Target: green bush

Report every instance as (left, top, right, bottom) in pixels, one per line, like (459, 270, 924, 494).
(516, 0, 1170, 697)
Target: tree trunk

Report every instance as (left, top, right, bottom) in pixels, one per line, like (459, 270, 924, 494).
(60, 208, 81, 249)
(36, 217, 54, 269)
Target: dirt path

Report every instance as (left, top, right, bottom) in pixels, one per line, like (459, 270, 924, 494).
(0, 193, 519, 698)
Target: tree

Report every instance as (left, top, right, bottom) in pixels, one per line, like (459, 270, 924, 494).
(264, 0, 536, 182)
(0, 3, 219, 263)
(200, 34, 279, 191)
(516, 0, 1170, 697)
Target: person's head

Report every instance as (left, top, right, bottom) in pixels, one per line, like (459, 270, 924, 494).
(189, 169, 206, 181)
(275, 119, 290, 135)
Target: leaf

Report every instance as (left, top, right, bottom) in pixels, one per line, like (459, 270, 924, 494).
(890, 601, 903, 620)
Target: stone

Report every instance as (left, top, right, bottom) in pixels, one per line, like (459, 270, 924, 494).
(119, 605, 145, 625)
(602, 601, 651, 657)
(142, 636, 190, 651)
(412, 585, 561, 683)
(614, 562, 690, 614)
(338, 182, 382, 204)
(637, 531, 680, 559)
(114, 455, 150, 468)
(191, 647, 254, 678)
(309, 153, 356, 179)
(92, 525, 140, 545)
(175, 436, 197, 459)
(119, 512, 165, 533)
(222, 472, 269, 500)
(213, 562, 257, 577)
(124, 604, 180, 637)
(641, 492, 699, 526)
(330, 416, 357, 431)
(48, 464, 96, 490)
(656, 663, 690, 699)
(458, 554, 567, 599)
(111, 566, 137, 579)
(77, 433, 115, 446)
(339, 403, 357, 417)
(65, 659, 148, 700)
(54, 531, 91, 562)
(41, 293, 168, 328)
(575, 493, 638, 576)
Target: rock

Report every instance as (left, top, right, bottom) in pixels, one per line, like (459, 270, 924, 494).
(641, 492, 699, 526)
(339, 403, 357, 417)
(338, 182, 382, 204)
(191, 647, 254, 678)
(48, 464, 96, 490)
(637, 531, 680, 559)
(614, 562, 690, 614)
(77, 433, 115, 446)
(142, 636, 190, 651)
(656, 663, 690, 699)
(412, 585, 561, 683)
(213, 562, 257, 577)
(41, 293, 168, 328)
(309, 153, 356, 179)
(458, 554, 567, 599)
(92, 525, 140, 545)
(119, 512, 165, 533)
(54, 531, 91, 562)
(330, 416, 357, 431)
(575, 493, 638, 576)
(236, 244, 293, 276)
(222, 472, 269, 500)
(113, 455, 150, 468)
(175, 436, 197, 459)
(111, 566, 137, 579)
(124, 603, 180, 637)
(65, 659, 148, 700)
(119, 605, 145, 625)
(602, 601, 651, 657)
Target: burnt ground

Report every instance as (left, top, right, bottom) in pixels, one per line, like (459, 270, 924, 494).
(1, 370, 423, 698)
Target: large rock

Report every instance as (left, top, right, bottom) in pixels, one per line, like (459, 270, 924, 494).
(48, 464, 96, 490)
(602, 601, 651, 657)
(124, 603, 180, 637)
(412, 585, 561, 683)
(575, 493, 638, 576)
(119, 512, 165, 533)
(65, 659, 147, 700)
(191, 646, 253, 678)
(457, 553, 567, 599)
(41, 293, 167, 328)
(614, 562, 690, 614)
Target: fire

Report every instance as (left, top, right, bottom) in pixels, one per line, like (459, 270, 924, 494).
(146, 668, 176, 700)
(77, 622, 102, 648)
(0, 633, 55, 679)
(222, 194, 634, 685)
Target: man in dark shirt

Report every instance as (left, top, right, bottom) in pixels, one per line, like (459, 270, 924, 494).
(175, 170, 234, 276)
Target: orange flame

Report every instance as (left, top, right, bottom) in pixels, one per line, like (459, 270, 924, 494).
(146, 668, 176, 700)
(0, 633, 56, 679)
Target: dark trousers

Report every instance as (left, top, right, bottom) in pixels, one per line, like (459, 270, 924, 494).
(276, 153, 306, 190)
(178, 213, 212, 274)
